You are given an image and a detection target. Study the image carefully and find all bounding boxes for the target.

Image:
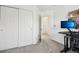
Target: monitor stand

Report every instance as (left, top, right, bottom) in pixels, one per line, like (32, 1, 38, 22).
(67, 28, 72, 33)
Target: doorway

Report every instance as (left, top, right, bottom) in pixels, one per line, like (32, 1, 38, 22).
(40, 16, 51, 41)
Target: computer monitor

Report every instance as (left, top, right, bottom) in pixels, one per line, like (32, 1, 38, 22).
(61, 21, 75, 28)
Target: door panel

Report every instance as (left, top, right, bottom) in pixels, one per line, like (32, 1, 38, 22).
(0, 6, 18, 50)
(19, 9, 33, 47)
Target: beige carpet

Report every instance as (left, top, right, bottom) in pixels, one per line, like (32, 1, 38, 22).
(0, 34, 75, 53)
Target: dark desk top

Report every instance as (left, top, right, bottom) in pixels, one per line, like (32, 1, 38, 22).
(59, 31, 79, 34)
(59, 31, 79, 38)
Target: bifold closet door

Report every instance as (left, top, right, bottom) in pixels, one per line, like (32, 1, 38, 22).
(19, 9, 33, 47)
(0, 6, 18, 50)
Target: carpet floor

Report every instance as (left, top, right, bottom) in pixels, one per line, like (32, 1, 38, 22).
(0, 39, 76, 53)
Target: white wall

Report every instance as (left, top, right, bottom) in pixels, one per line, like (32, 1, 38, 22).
(53, 5, 79, 44)
(39, 10, 64, 44)
(8, 5, 40, 44)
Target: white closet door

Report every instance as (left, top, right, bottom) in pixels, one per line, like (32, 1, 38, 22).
(0, 6, 18, 50)
(19, 9, 33, 47)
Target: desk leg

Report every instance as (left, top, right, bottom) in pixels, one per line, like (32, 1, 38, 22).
(60, 36, 69, 53)
(70, 38, 74, 51)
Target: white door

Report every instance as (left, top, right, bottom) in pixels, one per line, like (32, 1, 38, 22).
(0, 6, 18, 50)
(19, 9, 33, 47)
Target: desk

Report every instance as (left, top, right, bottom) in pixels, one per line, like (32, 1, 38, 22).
(59, 31, 79, 53)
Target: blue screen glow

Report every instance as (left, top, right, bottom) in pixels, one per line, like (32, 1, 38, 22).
(61, 21, 75, 28)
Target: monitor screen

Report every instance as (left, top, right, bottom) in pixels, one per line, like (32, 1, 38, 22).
(61, 21, 75, 28)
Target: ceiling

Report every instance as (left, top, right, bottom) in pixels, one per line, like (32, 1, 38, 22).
(37, 5, 55, 11)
